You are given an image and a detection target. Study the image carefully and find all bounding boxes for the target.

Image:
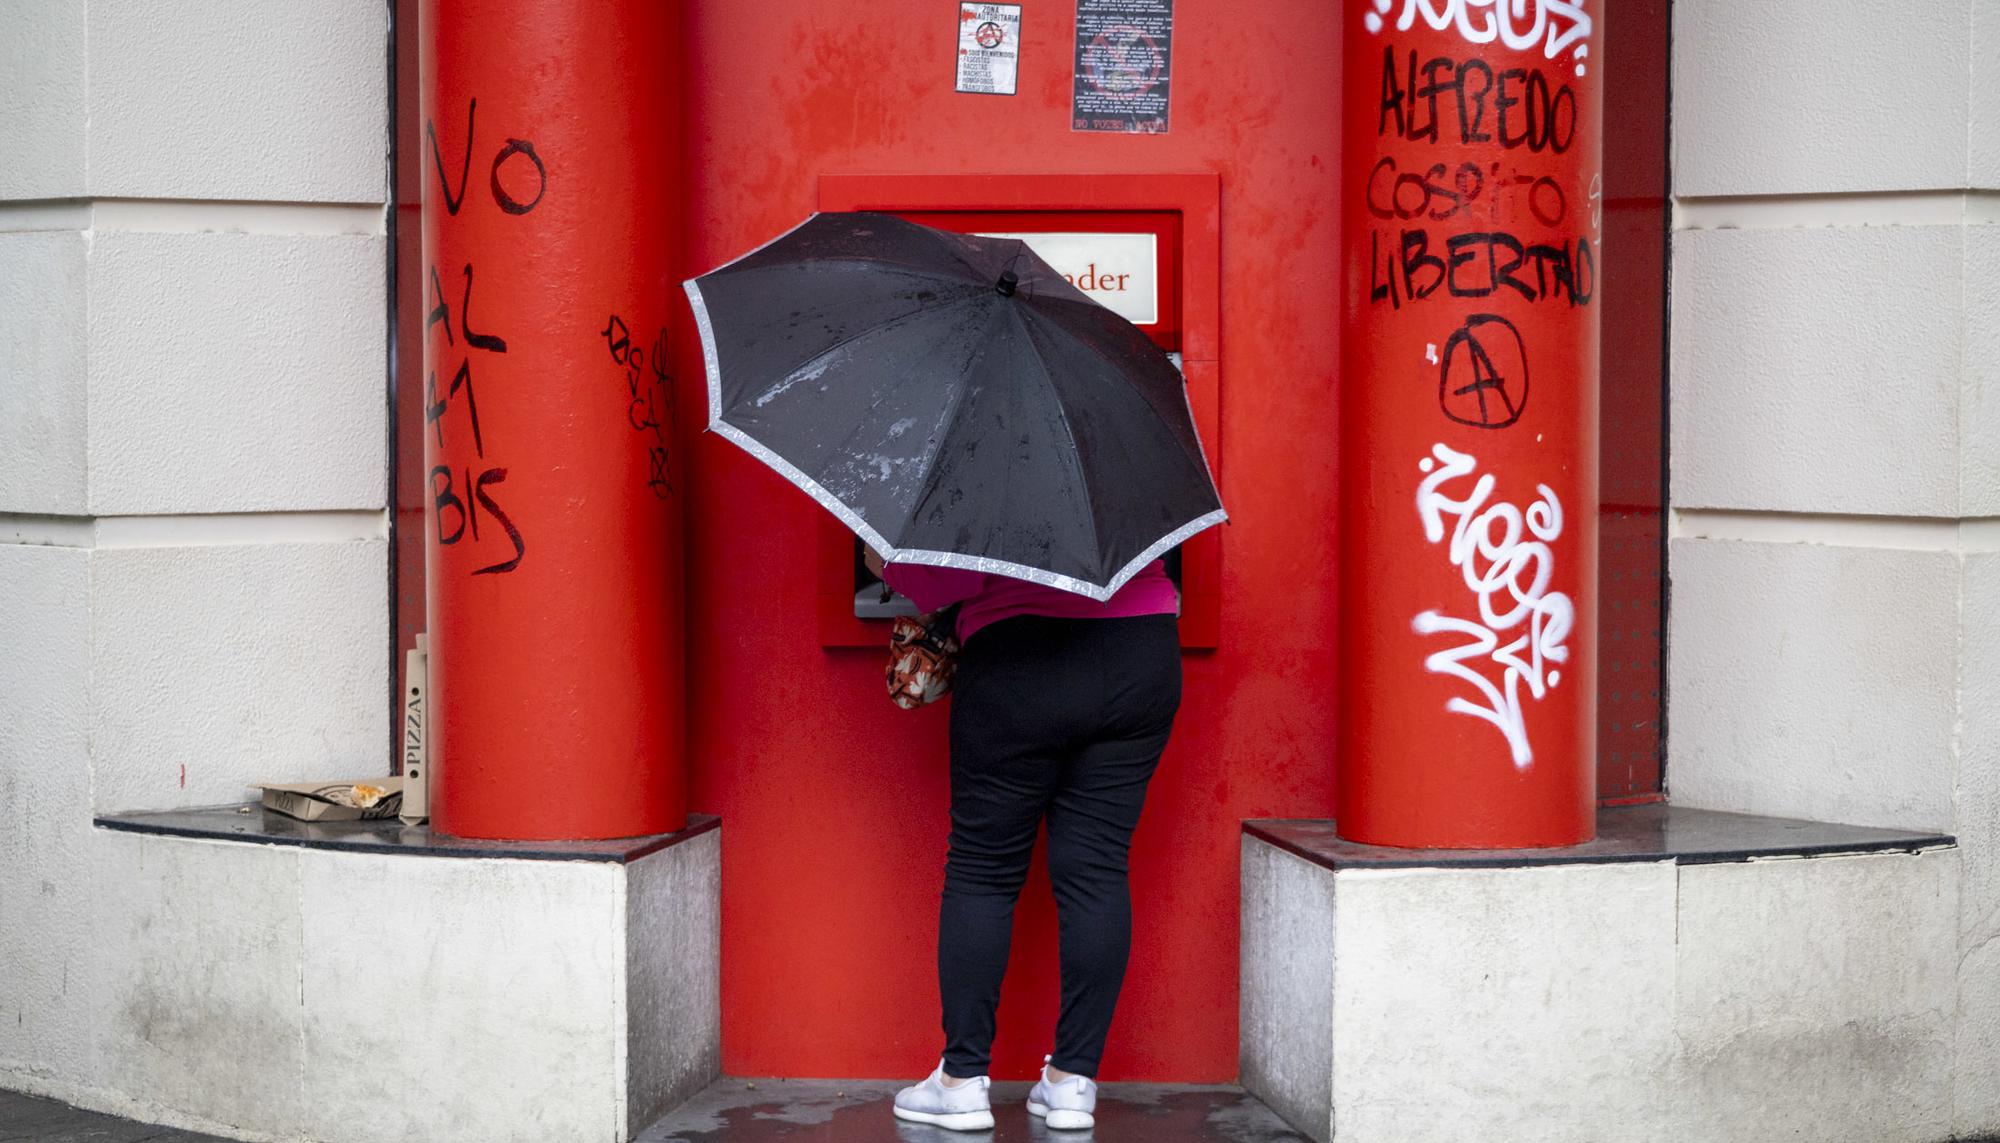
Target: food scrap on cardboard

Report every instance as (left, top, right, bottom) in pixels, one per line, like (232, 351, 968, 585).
(254, 778, 405, 822)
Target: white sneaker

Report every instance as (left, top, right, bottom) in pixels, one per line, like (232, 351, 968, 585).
(893, 1059, 995, 1131)
(1026, 1055, 1096, 1130)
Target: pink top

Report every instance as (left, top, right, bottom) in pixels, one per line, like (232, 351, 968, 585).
(879, 559, 1179, 643)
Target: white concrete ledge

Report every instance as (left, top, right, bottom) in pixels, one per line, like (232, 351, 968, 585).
(4, 814, 721, 1143)
(1242, 809, 1960, 1143)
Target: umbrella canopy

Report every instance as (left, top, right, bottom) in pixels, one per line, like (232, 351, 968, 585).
(684, 211, 1225, 601)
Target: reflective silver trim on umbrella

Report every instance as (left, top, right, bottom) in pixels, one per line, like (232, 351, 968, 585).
(880, 505, 1226, 602)
(1103, 507, 1228, 597)
(683, 213, 823, 436)
(702, 413, 1225, 602)
(684, 280, 723, 433)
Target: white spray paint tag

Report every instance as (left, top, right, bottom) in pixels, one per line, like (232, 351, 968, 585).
(1411, 443, 1573, 767)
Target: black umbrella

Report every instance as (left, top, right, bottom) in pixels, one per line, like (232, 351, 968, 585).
(683, 211, 1224, 601)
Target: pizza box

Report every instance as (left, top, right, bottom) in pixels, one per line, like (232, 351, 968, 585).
(255, 778, 404, 822)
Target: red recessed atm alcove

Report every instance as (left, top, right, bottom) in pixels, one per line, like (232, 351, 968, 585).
(816, 174, 1222, 650)
(676, 0, 1344, 1084)
(659, 0, 1665, 1086)
(384, 0, 1667, 1090)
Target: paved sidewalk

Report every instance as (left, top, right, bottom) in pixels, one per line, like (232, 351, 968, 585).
(5, 1079, 1309, 1142)
(639, 1077, 1309, 1142)
(0, 1088, 235, 1142)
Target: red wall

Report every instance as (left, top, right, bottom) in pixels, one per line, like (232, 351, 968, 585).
(380, 0, 1666, 1082)
(675, 0, 1343, 1082)
(1596, 0, 1671, 801)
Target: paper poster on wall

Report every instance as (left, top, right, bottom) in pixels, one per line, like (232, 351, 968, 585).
(1071, 0, 1173, 134)
(955, 3, 1022, 96)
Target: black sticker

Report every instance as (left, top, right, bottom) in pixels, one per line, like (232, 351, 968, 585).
(1072, 0, 1172, 134)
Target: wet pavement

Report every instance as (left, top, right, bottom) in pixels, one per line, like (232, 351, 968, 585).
(0, 1088, 235, 1142)
(3, 1078, 1309, 1142)
(636, 1078, 1310, 1143)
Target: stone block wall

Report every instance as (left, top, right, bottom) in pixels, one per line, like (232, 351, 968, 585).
(0, 0, 390, 1111)
(1664, 1, 1999, 1134)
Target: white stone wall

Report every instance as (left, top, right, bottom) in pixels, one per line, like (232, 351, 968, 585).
(1241, 840, 1962, 1143)
(0, 0, 390, 1116)
(7, 827, 719, 1143)
(1666, 0, 1999, 1135)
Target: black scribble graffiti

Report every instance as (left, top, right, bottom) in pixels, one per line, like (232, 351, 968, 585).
(425, 358, 482, 457)
(1377, 48, 1577, 154)
(647, 447, 672, 500)
(423, 94, 551, 575)
(469, 468, 525, 574)
(1366, 156, 1566, 227)
(427, 98, 475, 216)
(427, 97, 545, 219)
(431, 465, 465, 545)
(423, 262, 509, 459)
(431, 464, 525, 575)
(490, 139, 547, 215)
(1369, 228, 1593, 310)
(1439, 314, 1529, 429)
(460, 265, 507, 354)
(427, 264, 453, 345)
(602, 314, 674, 500)
(601, 313, 631, 357)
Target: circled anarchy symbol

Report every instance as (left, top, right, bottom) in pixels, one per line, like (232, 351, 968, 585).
(975, 20, 1005, 48)
(1439, 313, 1530, 430)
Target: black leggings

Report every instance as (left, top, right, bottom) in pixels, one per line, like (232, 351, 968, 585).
(938, 613, 1182, 1079)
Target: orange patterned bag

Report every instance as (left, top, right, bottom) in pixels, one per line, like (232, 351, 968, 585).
(886, 607, 960, 709)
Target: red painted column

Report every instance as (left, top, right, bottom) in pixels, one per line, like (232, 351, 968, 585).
(420, 1, 685, 839)
(1337, 2, 1601, 847)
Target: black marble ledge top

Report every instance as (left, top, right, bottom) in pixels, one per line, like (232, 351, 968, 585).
(94, 805, 719, 863)
(1245, 803, 1954, 871)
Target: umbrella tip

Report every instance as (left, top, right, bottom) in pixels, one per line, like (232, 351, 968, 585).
(996, 270, 1018, 297)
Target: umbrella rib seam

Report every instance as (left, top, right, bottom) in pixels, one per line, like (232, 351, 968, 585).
(1029, 303, 1222, 488)
(890, 326, 994, 547)
(813, 307, 991, 537)
(1010, 305, 1106, 582)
